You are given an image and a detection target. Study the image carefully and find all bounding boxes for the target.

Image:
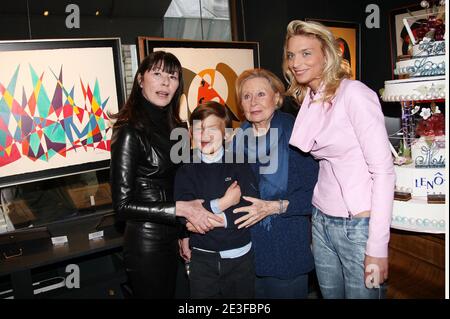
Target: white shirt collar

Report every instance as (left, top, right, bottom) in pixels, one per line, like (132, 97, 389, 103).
(200, 146, 224, 163)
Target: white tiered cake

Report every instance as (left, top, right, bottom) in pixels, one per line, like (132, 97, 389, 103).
(382, 75, 445, 102)
(382, 4, 446, 233)
(383, 39, 446, 102)
(394, 40, 445, 78)
(392, 164, 445, 233)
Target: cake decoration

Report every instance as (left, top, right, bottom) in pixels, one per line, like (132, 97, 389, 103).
(382, 0, 446, 233)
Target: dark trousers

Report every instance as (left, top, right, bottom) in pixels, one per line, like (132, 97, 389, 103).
(189, 248, 255, 299)
(255, 273, 309, 299)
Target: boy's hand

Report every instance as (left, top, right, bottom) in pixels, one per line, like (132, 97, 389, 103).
(175, 200, 222, 234)
(208, 215, 225, 228)
(218, 181, 241, 211)
(186, 216, 225, 232)
(178, 238, 191, 262)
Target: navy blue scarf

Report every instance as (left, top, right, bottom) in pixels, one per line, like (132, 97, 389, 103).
(234, 110, 291, 231)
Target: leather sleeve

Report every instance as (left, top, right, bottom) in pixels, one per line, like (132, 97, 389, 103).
(110, 126, 177, 224)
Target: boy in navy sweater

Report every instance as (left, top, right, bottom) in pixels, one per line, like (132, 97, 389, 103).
(174, 101, 258, 299)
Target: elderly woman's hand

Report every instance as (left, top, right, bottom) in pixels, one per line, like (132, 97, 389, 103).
(233, 196, 285, 228)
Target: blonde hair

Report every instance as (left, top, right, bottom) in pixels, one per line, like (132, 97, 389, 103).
(235, 68, 285, 111)
(282, 20, 351, 104)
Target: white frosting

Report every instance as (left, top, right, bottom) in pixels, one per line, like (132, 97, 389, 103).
(382, 76, 446, 102)
(393, 164, 446, 233)
(412, 40, 446, 57)
(395, 163, 446, 197)
(394, 55, 445, 77)
(411, 136, 446, 168)
(391, 198, 446, 233)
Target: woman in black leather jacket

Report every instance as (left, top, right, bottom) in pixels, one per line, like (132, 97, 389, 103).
(110, 51, 222, 298)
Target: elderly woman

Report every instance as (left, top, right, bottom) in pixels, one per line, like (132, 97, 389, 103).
(284, 20, 395, 299)
(232, 68, 318, 298)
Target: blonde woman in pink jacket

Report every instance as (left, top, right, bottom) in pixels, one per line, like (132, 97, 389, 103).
(284, 20, 395, 299)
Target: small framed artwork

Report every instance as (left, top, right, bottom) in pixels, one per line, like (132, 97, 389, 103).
(306, 19, 361, 80)
(0, 38, 126, 188)
(66, 182, 112, 210)
(137, 37, 260, 124)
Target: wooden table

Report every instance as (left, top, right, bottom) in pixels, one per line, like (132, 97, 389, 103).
(387, 228, 445, 299)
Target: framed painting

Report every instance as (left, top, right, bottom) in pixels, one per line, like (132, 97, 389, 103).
(0, 38, 125, 188)
(137, 37, 260, 124)
(388, 3, 444, 78)
(306, 19, 361, 80)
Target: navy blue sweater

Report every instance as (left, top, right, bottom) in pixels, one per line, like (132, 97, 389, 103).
(250, 146, 318, 279)
(247, 112, 319, 279)
(174, 152, 259, 251)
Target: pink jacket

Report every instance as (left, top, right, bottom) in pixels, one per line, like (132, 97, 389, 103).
(289, 79, 395, 258)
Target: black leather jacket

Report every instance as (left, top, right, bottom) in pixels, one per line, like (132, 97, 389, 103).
(110, 122, 180, 244)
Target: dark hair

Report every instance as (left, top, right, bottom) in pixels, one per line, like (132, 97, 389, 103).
(336, 38, 351, 66)
(110, 51, 184, 131)
(189, 101, 233, 129)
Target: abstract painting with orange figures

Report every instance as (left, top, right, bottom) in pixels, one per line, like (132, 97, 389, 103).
(138, 39, 259, 127)
(0, 40, 124, 187)
(157, 47, 256, 126)
(327, 26, 357, 80)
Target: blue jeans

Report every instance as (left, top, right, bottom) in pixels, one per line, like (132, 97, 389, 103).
(311, 207, 386, 299)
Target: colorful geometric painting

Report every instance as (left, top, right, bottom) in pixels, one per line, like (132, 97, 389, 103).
(0, 40, 123, 187)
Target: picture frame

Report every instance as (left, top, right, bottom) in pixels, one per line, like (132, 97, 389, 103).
(137, 37, 260, 124)
(388, 4, 436, 78)
(0, 38, 126, 188)
(305, 19, 361, 80)
(66, 182, 112, 210)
